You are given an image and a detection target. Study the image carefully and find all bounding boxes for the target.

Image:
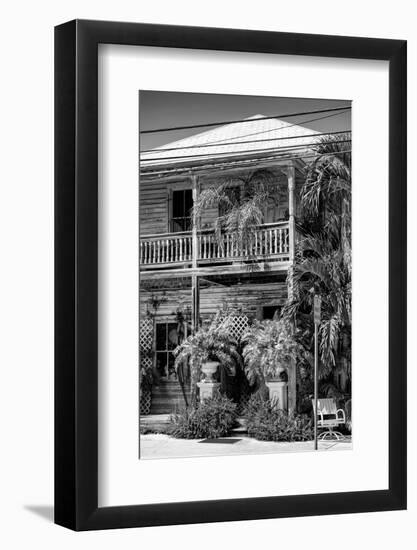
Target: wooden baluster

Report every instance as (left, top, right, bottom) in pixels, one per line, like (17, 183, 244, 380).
(274, 228, 278, 254)
(279, 229, 282, 254)
(174, 238, 178, 262)
(180, 237, 184, 262)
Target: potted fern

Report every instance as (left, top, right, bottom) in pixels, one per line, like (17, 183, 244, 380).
(242, 319, 303, 409)
(173, 314, 242, 406)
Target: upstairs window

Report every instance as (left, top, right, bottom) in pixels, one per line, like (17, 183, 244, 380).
(171, 189, 193, 232)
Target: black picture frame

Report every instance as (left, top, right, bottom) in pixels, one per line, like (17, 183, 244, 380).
(55, 19, 407, 531)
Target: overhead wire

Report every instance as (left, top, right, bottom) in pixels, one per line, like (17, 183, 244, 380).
(140, 138, 352, 163)
(141, 129, 351, 154)
(142, 109, 351, 151)
(140, 106, 351, 135)
(141, 149, 352, 179)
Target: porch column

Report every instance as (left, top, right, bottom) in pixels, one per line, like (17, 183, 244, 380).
(287, 163, 297, 414)
(287, 163, 296, 269)
(191, 275, 200, 332)
(191, 174, 200, 332)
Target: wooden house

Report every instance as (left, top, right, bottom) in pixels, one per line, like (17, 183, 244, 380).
(139, 115, 319, 414)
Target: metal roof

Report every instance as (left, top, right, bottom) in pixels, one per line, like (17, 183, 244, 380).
(140, 114, 319, 169)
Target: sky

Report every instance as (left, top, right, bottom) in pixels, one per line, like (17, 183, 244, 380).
(139, 91, 351, 151)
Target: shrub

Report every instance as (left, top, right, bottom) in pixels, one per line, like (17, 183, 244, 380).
(169, 394, 237, 439)
(244, 393, 313, 442)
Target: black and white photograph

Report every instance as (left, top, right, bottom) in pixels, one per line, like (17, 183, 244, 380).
(139, 91, 352, 459)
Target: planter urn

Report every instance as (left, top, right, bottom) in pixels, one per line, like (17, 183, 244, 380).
(265, 379, 288, 411)
(201, 361, 219, 383)
(198, 361, 220, 402)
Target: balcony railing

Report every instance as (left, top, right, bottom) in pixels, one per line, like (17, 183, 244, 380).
(140, 222, 290, 268)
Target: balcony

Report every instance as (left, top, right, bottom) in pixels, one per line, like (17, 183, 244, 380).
(140, 222, 290, 269)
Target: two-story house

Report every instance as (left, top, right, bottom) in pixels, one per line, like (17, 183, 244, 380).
(139, 115, 319, 415)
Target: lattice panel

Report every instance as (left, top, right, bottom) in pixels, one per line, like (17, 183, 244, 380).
(140, 318, 153, 371)
(226, 315, 249, 342)
(140, 318, 154, 416)
(140, 388, 152, 415)
(140, 317, 153, 351)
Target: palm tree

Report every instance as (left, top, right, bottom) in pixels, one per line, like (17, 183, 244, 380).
(284, 134, 352, 383)
(300, 133, 351, 260)
(192, 168, 275, 264)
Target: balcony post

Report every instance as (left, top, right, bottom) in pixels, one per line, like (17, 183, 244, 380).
(287, 163, 296, 267)
(191, 175, 200, 332)
(287, 163, 297, 415)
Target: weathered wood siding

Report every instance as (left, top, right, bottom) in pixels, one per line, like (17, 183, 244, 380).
(140, 281, 288, 321)
(139, 167, 292, 236)
(139, 178, 172, 235)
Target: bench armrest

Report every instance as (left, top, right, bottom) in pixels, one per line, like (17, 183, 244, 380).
(336, 408, 346, 423)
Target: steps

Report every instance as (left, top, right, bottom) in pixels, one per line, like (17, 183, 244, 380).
(150, 381, 190, 414)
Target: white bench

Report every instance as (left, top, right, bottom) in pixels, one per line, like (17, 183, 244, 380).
(312, 398, 346, 440)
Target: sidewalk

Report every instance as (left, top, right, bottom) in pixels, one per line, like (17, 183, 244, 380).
(140, 433, 352, 459)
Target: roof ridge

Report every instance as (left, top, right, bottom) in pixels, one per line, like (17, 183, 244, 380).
(148, 114, 276, 151)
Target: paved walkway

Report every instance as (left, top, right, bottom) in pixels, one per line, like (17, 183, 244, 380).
(140, 433, 352, 459)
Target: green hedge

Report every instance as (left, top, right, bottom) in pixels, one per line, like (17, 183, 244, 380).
(169, 394, 237, 439)
(244, 393, 313, 442)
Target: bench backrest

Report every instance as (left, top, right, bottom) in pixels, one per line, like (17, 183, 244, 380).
(312, 398, 338, 415)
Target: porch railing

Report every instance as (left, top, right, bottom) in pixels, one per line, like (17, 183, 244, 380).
(140, 222, 290, 267)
